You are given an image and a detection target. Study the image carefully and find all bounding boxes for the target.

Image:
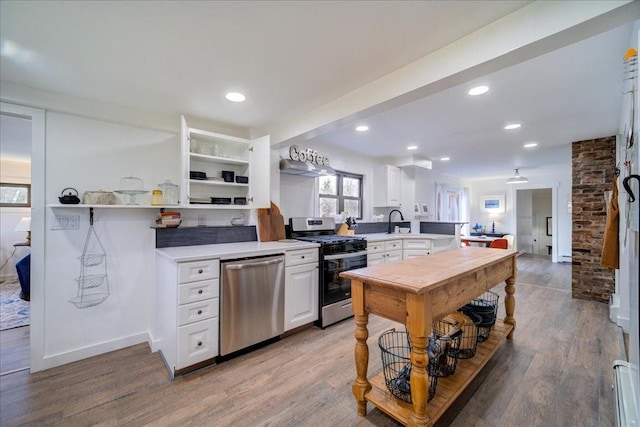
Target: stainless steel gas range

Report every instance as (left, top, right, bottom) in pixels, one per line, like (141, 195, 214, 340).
(289, 217, 367, 328)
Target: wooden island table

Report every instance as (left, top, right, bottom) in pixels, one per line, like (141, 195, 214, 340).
(340, 246, 517, 426)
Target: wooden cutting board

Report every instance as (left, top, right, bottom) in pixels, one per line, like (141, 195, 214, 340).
(269, 212, 286, 241)
(257, 202, 286, 241)
(258, 214, 272, 242)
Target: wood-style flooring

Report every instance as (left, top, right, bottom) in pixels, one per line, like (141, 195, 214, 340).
(0, 254, 623, 426)
(0, 325, 29, 374)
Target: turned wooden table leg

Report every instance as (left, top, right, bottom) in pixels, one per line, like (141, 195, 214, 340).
(408, 335, 430, 426)
(351, 279, 371, 416)
(504, 275, 516, 339)
(353, 313, 371, 416)
(406, 293, 431, 426)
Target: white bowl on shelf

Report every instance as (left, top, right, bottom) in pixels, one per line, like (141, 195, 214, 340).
(399, 227, 410, 234)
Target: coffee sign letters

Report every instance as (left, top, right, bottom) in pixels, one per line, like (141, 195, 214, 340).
(289, 145, 330, 166)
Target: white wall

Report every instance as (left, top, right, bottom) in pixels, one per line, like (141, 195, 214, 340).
(394, 166, 467, 224)
(0, 160, 31, 280)
(41, 112, 178, 366)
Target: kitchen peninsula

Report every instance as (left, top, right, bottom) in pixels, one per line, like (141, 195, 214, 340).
(341, 246, 517, 426)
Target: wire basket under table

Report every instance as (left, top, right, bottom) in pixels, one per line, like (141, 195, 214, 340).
(433, 314, 464, 377)
(462, 291, 499, 342)
(454, 311, 482, 359)
(378, 329, 439, 403)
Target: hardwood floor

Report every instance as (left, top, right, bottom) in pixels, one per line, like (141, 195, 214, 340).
(0, 254, 623, 426)
(0, 326, 29, 375)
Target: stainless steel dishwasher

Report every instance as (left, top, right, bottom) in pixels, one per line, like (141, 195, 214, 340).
(220, 254, 285, 356)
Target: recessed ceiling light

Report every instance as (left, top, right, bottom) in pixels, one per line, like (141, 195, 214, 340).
(468, 86, 489, 96)
(440, 157, 450, 161)
(523, 142, 538, 148)
(355, 125, 369, 132)
(407, 145, 418, 150)
(225, 92, 246, 102)
(504, 123, 521, 130)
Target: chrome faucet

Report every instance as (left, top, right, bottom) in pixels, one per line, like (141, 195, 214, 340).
(388, 209, 405, 234)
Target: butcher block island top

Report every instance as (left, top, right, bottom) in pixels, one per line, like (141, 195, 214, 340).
(340, 246, 517, 426)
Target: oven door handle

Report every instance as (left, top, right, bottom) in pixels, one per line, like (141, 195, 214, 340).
(323, 250, 368, 261)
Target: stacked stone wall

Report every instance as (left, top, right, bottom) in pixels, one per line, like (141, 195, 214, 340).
(571, 136, 616, 303)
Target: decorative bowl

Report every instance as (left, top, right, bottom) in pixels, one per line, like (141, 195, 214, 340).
(157, 219, 182, 228)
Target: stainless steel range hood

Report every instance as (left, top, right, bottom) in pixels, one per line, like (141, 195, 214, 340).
(279, 159, 336, 177)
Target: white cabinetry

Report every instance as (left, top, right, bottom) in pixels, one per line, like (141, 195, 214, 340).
(367, 239, 403, 265)
(373, 165, 401, 207)
(403, 239, 432, 259)
(284, 248, 319, 331)
(180, 116, 270, 208)
(155, 255, 220, 377)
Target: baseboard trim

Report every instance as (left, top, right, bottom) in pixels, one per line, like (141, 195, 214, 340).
(42, 331, 151, 370)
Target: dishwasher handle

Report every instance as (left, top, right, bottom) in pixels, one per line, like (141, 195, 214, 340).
(224, 257, 284, 270)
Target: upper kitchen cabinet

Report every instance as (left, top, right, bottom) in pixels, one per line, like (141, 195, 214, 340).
(180, 116, 270, 209)
(373, 165, 401, 207)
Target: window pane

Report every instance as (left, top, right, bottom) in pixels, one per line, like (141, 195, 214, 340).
(319, 176, 337, 195)
(344, 199, 360, 218)
(342, 177, 360, 197)
(319, 197, 337, 217)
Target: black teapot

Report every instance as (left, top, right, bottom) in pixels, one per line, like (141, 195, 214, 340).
(59, 187, 80, 204)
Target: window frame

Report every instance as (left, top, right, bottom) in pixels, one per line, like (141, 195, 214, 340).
(319, 170, 363, 220)
(0, 182, 31, 207)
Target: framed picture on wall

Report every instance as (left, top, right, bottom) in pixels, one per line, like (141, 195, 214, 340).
(480, 194, 505, 213)
(0, 182, 31, 207)
(414, 201, 428, 216)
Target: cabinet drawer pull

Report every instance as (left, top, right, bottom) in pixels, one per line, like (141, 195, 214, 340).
(197, 310, 202, 315)
(198, 269, 203, 274)
(301, 255, 305, 259)
(197, 341, 203, 347)
(198, 289, 203, 294)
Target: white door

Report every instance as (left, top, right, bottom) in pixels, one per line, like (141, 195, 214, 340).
(532, 213, 541, 254)
(248, 135, 270, 208)
(179, 116, 190, 205)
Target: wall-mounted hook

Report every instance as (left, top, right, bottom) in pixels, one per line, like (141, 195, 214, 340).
(622, 174, 640, 203)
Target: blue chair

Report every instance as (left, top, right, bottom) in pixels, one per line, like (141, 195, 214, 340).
(15, 253, 30, 301)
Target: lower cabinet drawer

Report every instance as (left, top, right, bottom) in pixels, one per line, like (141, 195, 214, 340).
(403, 239, 432, 250)
(177, 317, 218, 369)
(178, 279, 219, 305)
(403, 250, 432, 259)
(178, 298, 219, 326)
(367, 252, 384, 266)
(286, 248, 319, 267)
(178, 259, 219, 284)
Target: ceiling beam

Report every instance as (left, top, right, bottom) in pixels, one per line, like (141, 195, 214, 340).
(268, 1, 639, 147)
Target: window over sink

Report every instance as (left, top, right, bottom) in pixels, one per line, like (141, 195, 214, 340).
(319, 171, 363, 219)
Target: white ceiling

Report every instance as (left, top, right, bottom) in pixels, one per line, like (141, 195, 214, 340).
(0, 1, 637, 179)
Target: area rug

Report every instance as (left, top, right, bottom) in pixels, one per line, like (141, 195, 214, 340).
(0, 280, 30, 330)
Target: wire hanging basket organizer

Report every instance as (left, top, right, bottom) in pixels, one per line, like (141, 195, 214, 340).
(78, 253, 105, 267)
(69, 209, 110, 309)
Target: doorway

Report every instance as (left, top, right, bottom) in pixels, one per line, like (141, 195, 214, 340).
(0, 102, 45, 373)
(0, 112, 32, 374)
(515, 187, 554, 257)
